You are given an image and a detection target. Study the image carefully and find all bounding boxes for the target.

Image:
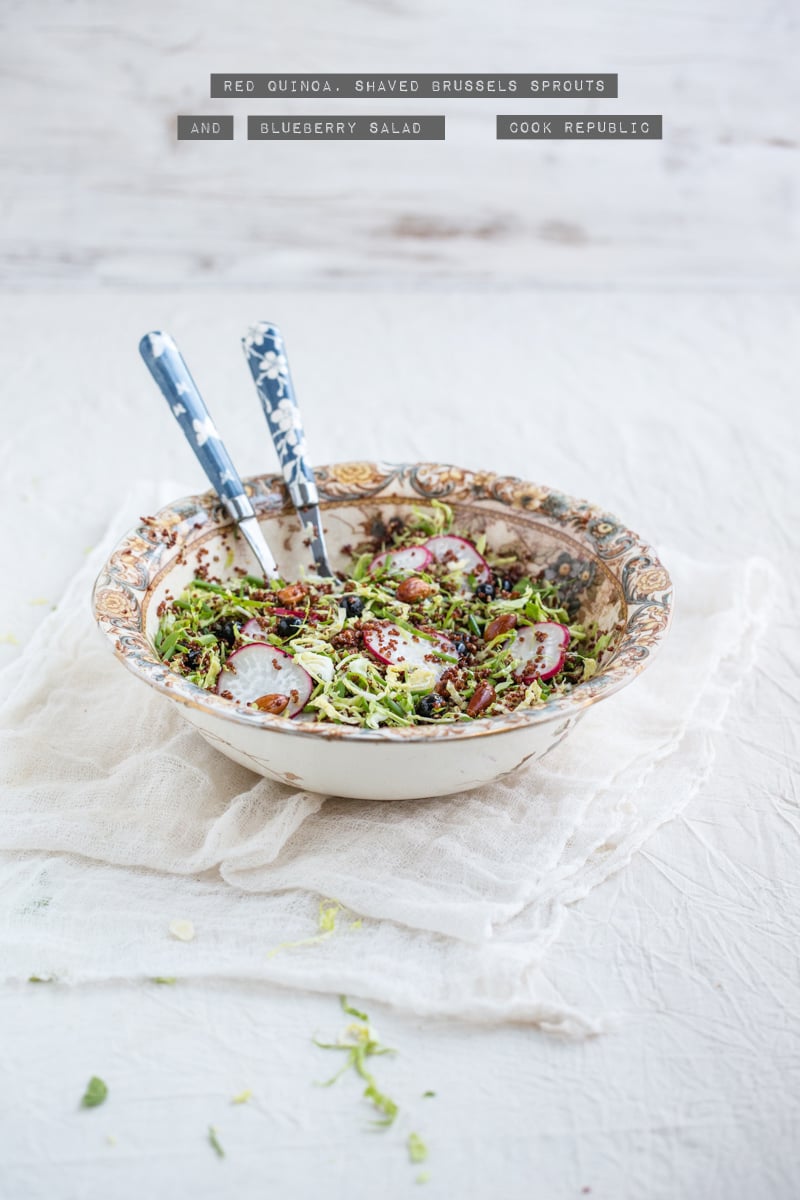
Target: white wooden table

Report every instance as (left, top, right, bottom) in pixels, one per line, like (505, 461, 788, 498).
(1, 0, 797, 290)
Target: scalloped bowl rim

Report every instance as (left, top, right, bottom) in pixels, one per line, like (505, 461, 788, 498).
(92, 462, 673, 744)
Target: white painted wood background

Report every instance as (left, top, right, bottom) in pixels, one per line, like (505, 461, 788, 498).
(1, 0, 797, 288)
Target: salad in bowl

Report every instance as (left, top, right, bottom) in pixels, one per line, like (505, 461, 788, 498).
(155, 500, 612, 729)
(94, 462, 672, 799)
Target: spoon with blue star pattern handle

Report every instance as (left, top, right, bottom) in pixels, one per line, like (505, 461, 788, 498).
(241, 322, 333, 577)
(139, 331, 280, 580)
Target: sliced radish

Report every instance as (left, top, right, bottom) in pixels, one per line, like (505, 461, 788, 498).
(370, 544, 433, 574)
(509, 622, 571, 683)
(424, 535, 491, 587)
(215, 644, 313, 716)
(363, 621, 455, 679)
(240, 618, 268, 640)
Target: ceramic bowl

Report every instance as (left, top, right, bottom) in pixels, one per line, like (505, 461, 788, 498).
(93, 462, 673, 800)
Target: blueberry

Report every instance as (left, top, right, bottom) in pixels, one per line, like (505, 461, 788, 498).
(475, 582, 495, 601)
(185, 647, 203, 669)
(340, 595, 364, 619)
(416, 693, 447, 718)
(211, 618, 239, 647)
(276, 615, 304, 639)
(500, 579, 514, 593)
(451, 639, 468, 657)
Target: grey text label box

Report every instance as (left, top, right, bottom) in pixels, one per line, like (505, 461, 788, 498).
(247, 116, 446, 140)
(213, 74, 618, 99)
(497, 115, 663, 139)
(177, 115, 234, 140)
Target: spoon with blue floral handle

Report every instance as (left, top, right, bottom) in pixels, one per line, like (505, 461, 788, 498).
(241, 322, 333, 577)
(139, 331, 280, 580)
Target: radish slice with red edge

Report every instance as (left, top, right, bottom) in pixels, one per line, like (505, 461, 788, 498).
(363, 622, 455, 679)
(424, 534, 491, 586)
(215, 643, 313, 716)
(240, 618, 267, 641)
(509, 622, 571, 683)
(369, 544, 433, 574)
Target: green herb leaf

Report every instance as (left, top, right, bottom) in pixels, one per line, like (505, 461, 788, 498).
(81, 1076, 108, 1108)
(151, 976, 177, 985)
(208, 1125, 225, 1158)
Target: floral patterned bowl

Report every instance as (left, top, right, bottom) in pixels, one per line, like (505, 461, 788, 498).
(93, 462, 672, 800)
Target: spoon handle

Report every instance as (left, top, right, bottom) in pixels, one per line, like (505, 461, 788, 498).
(139, 331, 279, 579)
(140, 332, 245, 504)
(242, 322, 333, 576)
(241, 323, 313, 493)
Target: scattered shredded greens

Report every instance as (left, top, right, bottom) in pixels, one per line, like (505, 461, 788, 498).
(267, 899, 358, 959)
(314, 999, 398, 1127)
(81, 1076, 108, 1109)
(156, 505, 613, 728)
(314, 997, 435, 1181)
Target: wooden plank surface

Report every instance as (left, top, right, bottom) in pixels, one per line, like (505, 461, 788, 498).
(1, 0, 797, 288)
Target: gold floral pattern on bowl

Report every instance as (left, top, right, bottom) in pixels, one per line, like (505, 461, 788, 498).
(92, 462, 673, 747)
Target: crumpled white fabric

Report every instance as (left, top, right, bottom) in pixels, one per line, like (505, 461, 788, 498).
(0, 483, 772, 1035)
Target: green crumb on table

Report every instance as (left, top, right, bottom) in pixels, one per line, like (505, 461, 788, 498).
(81, 1076, 108, 1108)
(152, 976, 177, 985)
(208, 1125, 225, 1158)
(416, 1171, 431, 1184)
(28, 975, 54, 983)
(231, 1089, 252, 1105)
(422, 1090, 436, 1098)
(408, 1132, 428, 1163)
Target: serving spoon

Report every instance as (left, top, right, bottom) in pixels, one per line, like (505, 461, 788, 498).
(241, 322, 333, 577)
(139, 331, 280, 580)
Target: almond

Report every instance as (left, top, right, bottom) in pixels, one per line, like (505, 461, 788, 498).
(396, 576, 434, 604)
(484, 613, 518, 643)
(467, 682, 496, 717)
(253, 693, 290, 714)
